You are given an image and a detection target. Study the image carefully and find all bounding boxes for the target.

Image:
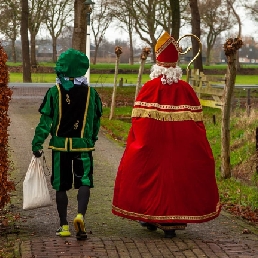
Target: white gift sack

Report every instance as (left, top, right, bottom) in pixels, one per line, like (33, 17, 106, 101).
(23, 156, 52, 210)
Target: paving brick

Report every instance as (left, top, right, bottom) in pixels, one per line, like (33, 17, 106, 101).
(7, 94, 258, 258)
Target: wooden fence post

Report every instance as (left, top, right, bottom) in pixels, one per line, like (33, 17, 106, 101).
(246, 89, 251, 117)
(119, 78, 123, 87)
(212, 115, 216, 125)
(256, 127, 258, 174)
(135, 47, 151, 100)
(109, 46, 122, 120)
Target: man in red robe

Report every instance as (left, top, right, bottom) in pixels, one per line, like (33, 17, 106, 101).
(112, 31, 221, 238)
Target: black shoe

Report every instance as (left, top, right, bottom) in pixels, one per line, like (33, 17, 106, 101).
(164, 229, 176, 238)
(76, 231, 87, 240)
(147, 224, 158, 231)
(139, 221, 157, 231)
(139, 221, 148, 227)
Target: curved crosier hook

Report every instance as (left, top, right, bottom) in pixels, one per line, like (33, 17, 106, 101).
(177, 34, 202, 83)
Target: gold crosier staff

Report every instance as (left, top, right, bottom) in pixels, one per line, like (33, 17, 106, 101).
(177, 34, 202, 83)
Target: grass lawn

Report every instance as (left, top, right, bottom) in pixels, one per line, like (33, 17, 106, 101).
(9, 73, 56, 83)
(7, 61, 258, 70)
(7, 61, 258, 85)
(8, 73, 258, 86)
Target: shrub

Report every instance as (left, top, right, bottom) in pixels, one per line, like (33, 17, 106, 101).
(0, 42, 15, 208)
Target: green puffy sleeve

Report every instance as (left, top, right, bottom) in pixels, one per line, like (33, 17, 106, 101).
(32, 88, 54, 152)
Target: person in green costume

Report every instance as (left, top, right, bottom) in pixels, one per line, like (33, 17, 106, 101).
(32, 48, 102, 240)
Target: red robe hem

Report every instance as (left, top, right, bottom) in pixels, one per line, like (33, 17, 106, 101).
(112, 202, 221, 224)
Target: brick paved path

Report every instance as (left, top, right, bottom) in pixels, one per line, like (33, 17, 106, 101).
(7, 87, 258, 258)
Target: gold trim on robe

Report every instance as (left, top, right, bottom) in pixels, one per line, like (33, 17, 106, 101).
(134, 101, 202, 111)
(132, 108, 203, 122)
(112, 202, 221, 222)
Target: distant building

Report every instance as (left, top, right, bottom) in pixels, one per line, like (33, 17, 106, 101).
(36, 43, 64, 62)
(220, 38, 258, 64)
(133, 54, 154, 64)
(179, 49, 207, 64)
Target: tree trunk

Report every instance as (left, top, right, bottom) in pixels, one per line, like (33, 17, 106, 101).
(52, 36, 57, 63)
(221, 55, 236, 179)
(151, 45, 156, 63)
(109, 47, 122, 120)
(109, 56, 120, 120)
(30, 32, 37, 66)
(11, 39, 16, 63)
(206, 30, 218, 66)
(234, 10, 241, 71)
(227, 0, 242, 70)
(206, 45, 211, 66)
(135, 47, 151, 100)
(20, 0, 31, 83)
(93, 44, 99, 65)
(129, 28, 134, 65)
(221, 37, 243, 178)
(135, 60, 145, 100)
(170, 0, 180, 40)
(189, 0, 203, 71)
(72, 0, 88, 52)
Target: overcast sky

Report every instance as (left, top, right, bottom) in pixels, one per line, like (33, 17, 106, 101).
(104, 6, 258, 44)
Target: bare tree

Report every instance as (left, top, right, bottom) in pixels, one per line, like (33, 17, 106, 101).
(111, 0, 188, 62)
(58, 25, 73, 50)
(45, 0, 73, 62)
(226, 0, 242, 69)
(108, 0, 172, 61)
(243, 0, 258, 22)
(189, 0, 203, 71)
(20, 0, 31, 82)
(112, 0, 186, 63)
(28, 0, 50, 66)
(226, 0, 242, 37)
(199, 0, 235, 65)
(91, 0, 113, 64)
(131, 0, 172, 61)
(110, 0, 135, 64)
(0, 0, 20, 62)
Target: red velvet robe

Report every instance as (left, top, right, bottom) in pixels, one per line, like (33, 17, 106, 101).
(112, 76, 221, 225)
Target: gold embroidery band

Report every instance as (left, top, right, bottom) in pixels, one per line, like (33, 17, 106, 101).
(112, 202, 221, 221)
(134, 102, 202, 111)
(56, 84, 62, 135)
(156, 60, 177, 67)
(132, 108, 203, 122)
(81, 86, 91, 138)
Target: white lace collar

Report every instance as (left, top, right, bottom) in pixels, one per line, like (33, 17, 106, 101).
(149, 64, 182, 85)
(56, 76, 88, 86)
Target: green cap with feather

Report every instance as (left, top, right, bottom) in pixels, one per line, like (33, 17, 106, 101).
(55, 48, 89, 90)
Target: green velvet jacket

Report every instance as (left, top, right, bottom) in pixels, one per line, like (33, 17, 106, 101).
(32, 83, 102, 152)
